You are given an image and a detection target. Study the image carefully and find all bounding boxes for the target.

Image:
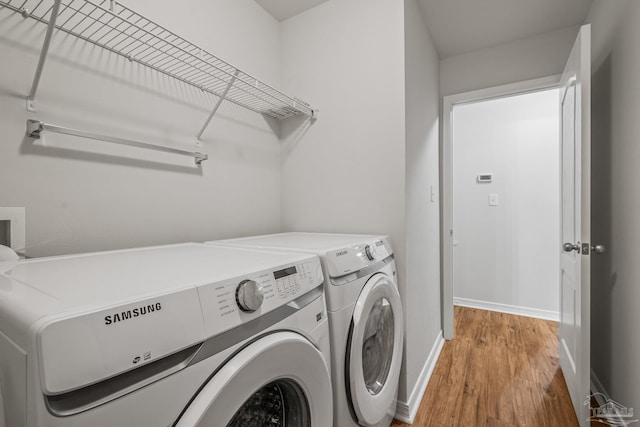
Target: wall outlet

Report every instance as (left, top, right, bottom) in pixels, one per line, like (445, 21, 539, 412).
(477, 173, 493, 183)
(0, 207, 26, 257)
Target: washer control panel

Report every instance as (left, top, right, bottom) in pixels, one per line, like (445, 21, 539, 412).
(324, 237, 392, 278)
(198, 255, 322, 336)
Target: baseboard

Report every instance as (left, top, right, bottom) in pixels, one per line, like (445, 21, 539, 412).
(394, 331, 445, 424)
(453, 297, 560, 322)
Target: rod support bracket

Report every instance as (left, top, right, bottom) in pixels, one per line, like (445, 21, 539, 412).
(26, 98, 38, 112)
(194, 153, 208, 165)
(26, 119, 44, 139)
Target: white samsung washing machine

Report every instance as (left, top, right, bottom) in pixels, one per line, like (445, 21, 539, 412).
(0, 243, 332, 427)
(208, 233, 404, 427)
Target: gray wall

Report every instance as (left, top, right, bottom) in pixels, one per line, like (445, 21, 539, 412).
(440, 26, 579, 96)
(404, 0, 442, 410)
(279, 0, 442, 414)
(586, 0, 640, 412)
(279, 0, 406, 253)
(279, 0, 409, 397)
(0, 0, 283, 257)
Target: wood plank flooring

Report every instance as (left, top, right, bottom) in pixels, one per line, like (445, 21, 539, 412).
(391, 306, 579, 427)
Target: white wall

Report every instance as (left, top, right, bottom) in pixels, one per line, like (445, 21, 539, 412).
(440, 26, 579, 96)
(0, 0, 283, 257)
(402, 0, 442, 414)
(278, 0, 406, 303)
(586, 0, 640, 413)
(453, 90, 560, 317)
(280, 0, 442, 416)
(279, 0, 406, 249)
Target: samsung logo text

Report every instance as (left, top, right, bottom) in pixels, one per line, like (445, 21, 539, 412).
(105, 302, 162, 325)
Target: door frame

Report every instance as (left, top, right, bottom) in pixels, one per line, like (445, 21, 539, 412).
(441, 75, 561, 339)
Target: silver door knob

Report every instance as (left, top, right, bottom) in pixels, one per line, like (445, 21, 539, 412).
(563, 243, 580, 253)
(592, 244, 606, 254)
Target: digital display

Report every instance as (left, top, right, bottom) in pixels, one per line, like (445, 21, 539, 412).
(274, 266, 297, 280)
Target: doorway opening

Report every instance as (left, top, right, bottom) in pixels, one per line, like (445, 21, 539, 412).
(442, 76, 561, 339)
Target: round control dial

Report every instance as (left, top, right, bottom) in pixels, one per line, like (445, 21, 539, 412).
(235, 280, 264, 313)
(365, 244, 376, 261)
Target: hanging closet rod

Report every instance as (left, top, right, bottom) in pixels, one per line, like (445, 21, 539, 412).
(26, 119, 208, 164)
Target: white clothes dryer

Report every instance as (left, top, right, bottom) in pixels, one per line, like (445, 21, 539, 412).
(208, 233, 404, 427)
(0, 243, 332, 427)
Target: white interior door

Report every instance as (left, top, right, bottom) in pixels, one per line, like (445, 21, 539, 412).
(558, 24, 591, 425)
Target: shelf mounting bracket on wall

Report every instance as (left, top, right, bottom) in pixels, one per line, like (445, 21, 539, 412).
(196, 69, 239, 142)
(24, 0, 62, 112)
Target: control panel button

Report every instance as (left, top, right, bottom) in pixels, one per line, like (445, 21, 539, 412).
(365, 244, 376, 261)
(235, 280, 264, 313)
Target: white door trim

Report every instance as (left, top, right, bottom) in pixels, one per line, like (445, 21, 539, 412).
(441, 75, 561, 339)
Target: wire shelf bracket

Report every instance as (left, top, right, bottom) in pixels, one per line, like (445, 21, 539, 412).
(26, 119, 208, 165)
(23, 0, 61, 112)
(197, 70, 239, 142)
(2, 0, 318, 127)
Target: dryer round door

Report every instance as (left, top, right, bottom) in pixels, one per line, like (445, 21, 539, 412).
(175, 331, 332, 427)
(347, 273, 403, 426)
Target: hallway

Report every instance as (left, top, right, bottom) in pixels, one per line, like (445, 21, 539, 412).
(392, 307, 579, 426)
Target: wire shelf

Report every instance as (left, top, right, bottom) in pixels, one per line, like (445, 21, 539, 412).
(1, 0, 315, 120)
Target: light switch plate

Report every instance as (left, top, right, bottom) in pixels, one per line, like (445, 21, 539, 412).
(489, 194, 499, 206)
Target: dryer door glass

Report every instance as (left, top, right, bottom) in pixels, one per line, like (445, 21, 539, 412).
(227, 380, 309, 427)
(346, 272, 403, 426)
(362, 297, 394, 395)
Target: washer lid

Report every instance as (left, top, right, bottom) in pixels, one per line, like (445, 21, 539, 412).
(3, 244, 313, 309)
(175, 331, 332, 427)
(210, 233, 393, 277)
(347, 273, 403, 426)
(0, 243, 317, 348)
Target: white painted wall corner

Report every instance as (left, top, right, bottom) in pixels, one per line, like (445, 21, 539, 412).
(394, 331, 445, 423)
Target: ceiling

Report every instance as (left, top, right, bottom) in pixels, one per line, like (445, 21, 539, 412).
(254, 0, 329, 22)
(416, 0, 594, 58)
(256, 0, 593, 59)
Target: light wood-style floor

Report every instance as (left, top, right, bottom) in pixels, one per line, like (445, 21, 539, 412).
(391, 306, 579, 427)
